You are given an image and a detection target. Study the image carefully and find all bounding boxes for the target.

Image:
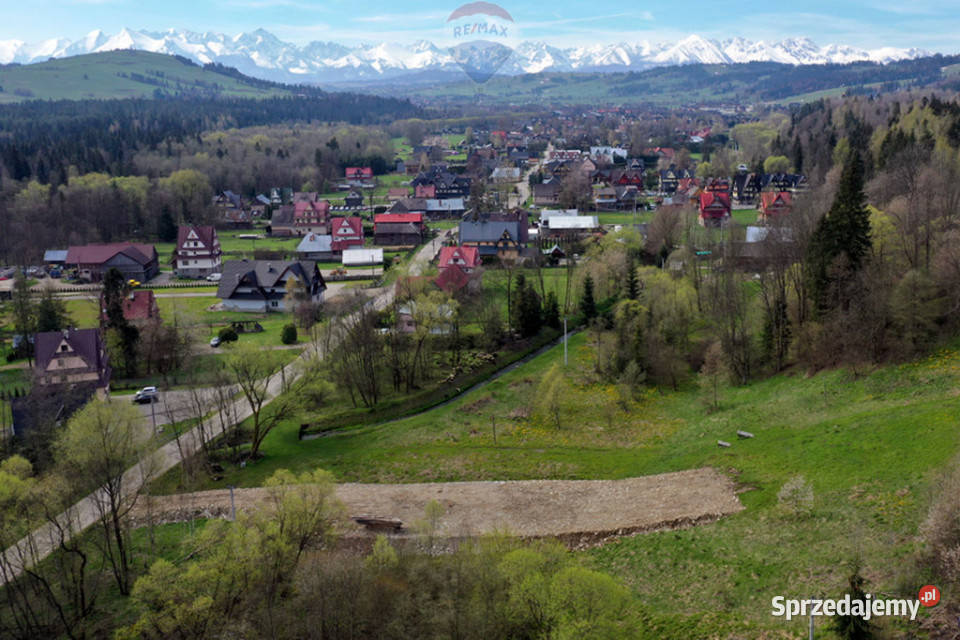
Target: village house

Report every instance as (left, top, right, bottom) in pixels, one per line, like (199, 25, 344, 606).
(388, 187, 410, 202)
(294, 200, 331, 235)
(34, 328, 111, 389)
(329, 216, 365, 252)
(438, 246, 481, 273)
(533, 182, 562, 207)
(345, 167, 375, 188)
(269, 205, 297, 237)
(542, 215, 602, 240)
(374, 213, 426, 246)
(217, 260, 327, 312)
(344, 190, 365, 209)
(491, 167, 521, 183)
(699, 191, 732, 227)
(100, 289, 161, 328)
(458, 220, 525, 261)
(296, 233, 334, 261)
(175, 225, 222, 278)
(758, 191, 793, 222)
(65, 243, 159, 283)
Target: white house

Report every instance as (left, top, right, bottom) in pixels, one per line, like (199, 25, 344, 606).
(175, 226, 222, 278)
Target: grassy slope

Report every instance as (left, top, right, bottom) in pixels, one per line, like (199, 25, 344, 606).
(0, 50, 285, 103)
(149, 330, 960, 636)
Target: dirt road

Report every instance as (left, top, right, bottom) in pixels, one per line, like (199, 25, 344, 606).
(134, 468, 744, 548)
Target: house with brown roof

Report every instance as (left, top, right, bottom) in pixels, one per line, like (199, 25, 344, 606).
(34, 328, 110, 389)
(175, 225, 222, 278)
(698, 192, 731, 227)
(65, 243, 159, 283)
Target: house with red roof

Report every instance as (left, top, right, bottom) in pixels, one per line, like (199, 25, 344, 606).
(374, 213, 426, 246)
(435, 264, 473, 293)
(329, 217, 365, 252)
(345, 167, 375, 188)
(438, 246, 481, 273)
(100, 290, 161, 328)
(759, 191, 793, 222)
(65, 243, 159, 283)
(698, 192, 731, 227)
(294, 200, 331, 235)
(175, 225, 222, 278)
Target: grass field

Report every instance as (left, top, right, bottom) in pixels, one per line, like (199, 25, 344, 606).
(144, 328, 960, 635)
(0, 50, 285, 103)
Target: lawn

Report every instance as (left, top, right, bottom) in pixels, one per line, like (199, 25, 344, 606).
(597, 211, 653, 226)
(147, 331, 960, 636)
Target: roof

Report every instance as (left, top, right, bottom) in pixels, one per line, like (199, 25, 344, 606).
(330, 217, 363, 237)
(119, 290, 158, 322)
(44, 250, 68, 263)
(375, 213, 424, 224)
(217, 260, 326, 299)
(65, 243, 156, 267)
(435, 264, 472, 292)
(177, 225, 217, 250)
(459, 220, 521, 244)
(699, 191, 731, 212)
(760, 191, 792, 211)
(296, 233, 333, 254)
(34, 328, 109, 387)
(438, 246, 481, 269)
(546, 216, 600, 230)
(426, 198, 465, 212)
(342, 248, 384, 266)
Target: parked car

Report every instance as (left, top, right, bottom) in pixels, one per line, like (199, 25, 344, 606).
(210, 337, 221, 348)
(206, 272, 223, 282)
(133, 386, 159, 404)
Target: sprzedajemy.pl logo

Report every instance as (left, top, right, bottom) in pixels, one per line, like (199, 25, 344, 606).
(771, 586, 940, 622)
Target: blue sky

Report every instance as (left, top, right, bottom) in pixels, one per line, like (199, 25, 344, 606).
(2, 0, 958, 51)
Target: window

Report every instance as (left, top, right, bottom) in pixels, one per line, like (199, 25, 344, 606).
(61, 345, 68, 352)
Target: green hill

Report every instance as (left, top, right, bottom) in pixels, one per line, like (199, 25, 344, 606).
(0, 50, 288, 102)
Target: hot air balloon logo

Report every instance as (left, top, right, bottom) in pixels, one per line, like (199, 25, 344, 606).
(446, 2, 516, 84)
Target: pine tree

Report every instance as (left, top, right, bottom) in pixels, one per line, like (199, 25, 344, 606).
(830, 563, 874, 640)
(158, 208, 177, 242)
(580, 275, 597, 320)
(543, 291, 561, 329)
(807, 152, 871, 313)
(35, 288, 70, 333)
(625, 262, 639, 300)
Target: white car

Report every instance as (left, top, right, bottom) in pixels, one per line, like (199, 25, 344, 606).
(206, 272, 223, 282)
(133, 386, 159, 404)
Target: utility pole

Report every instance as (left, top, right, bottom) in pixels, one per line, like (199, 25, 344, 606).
(563, 317, 568, 366)
(808, 595, 815, 640)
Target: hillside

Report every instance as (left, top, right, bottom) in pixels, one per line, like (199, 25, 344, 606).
(389, 54, 960, 106)
(0, 50, 288, 102)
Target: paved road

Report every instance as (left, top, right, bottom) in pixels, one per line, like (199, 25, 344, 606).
(0, 233, 448, 584)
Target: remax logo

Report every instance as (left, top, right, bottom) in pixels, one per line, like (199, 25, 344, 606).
(444, 2, 518, 84)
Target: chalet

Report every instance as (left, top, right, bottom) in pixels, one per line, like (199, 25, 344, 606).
(100, 290, 161, 328)
(595, 187, 618, 210)
(217, 260, 326, 312)
(175, 225, 222, 278)
(435, 264, 474, 293)
(733, 172, 761, 204)
(296, 234, 334, 261)
(329, 217, 365, 252)
(759, 192, 793, 222)
(698, 192, 731, 227)
(294, 200, 331, 235)
(344, 190, 365, 209)
(66, 243, 159, 283)
(34, 328, 110, 389)
(763, 173, 807, 192)
(293, 191, 320, 204)
(345, 167, 375, 188)
(548, 149, 582, 161)
(219, 208, 253, 229)
(411, 167, 471, 199)
(374, 213, 426, 246)
(438, 246, 481, 273)
(213, 190, 244, 216)
(388, 187, 410, 202)
(533, 182, 562, 207)
(612, 169, 645, 187)
(481, 210, 530, 243)
(458, 220, 524, 260)
(269, 205, 297, 237)
(659, 166, 682, 195)
(414, 183, 437, 199)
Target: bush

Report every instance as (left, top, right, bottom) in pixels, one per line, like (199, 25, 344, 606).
(281, 324, 298, 345)
(777, 475, 814, 517)
(218, 327, 239, 343)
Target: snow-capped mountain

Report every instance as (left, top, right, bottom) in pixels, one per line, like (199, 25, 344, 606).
(0, 28, 933, 84)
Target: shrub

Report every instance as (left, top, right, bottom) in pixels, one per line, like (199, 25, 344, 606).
(777, 475, 814, 517)
(281, 324, 298, 345)
(218, 327, 238, 343)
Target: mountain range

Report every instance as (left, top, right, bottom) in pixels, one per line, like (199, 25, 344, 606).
(0, 28, 933, 85)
